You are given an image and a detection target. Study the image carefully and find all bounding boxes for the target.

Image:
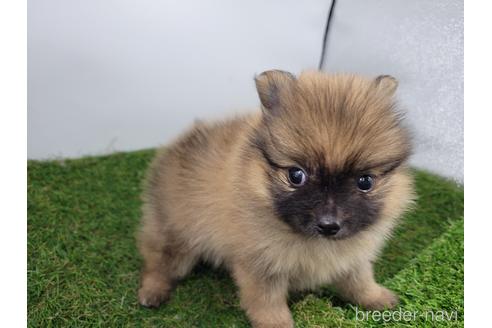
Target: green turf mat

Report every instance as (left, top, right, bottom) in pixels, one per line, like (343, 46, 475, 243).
(27, 150, 463, 327)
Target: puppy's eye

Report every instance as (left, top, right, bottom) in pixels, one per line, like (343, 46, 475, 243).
(288, 167, 307, 187)
(357, 175, 374, 192)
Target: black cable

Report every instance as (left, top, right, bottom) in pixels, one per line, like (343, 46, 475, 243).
(318, 0, 337, 70)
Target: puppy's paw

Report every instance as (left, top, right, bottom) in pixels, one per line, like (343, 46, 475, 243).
(138, 286, 170, 308)
(251, 318, 294, 328)
(248, 308, 294, 328)
(359, 286, 399, 310)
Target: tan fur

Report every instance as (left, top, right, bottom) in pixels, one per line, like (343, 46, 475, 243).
(137, 71, 415, 327)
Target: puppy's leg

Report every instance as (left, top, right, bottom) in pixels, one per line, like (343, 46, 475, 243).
(137, 213, 197, 308)
(232, 263, 293, 328)
(333, 261, 398, 310)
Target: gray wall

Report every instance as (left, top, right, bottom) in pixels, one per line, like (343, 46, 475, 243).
(28, 0, 463, 182)
(28, 0, 329, 157)
(322, 0, 463, 182)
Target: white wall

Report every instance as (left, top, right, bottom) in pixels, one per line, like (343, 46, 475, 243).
(28, 0, 329, 158)
(28, 0, 463, 182)
(322, 0, 463, 182)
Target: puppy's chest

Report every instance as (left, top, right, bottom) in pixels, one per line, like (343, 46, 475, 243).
(275, 239, 372, 290)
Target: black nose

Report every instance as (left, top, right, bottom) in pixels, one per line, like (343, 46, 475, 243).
(317, 218, 340, 236)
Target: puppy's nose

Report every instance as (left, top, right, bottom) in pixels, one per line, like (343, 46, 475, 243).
(317, 217, 340, 236)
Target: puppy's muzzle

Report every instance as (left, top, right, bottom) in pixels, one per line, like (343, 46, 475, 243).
(317, 216, 340, 236)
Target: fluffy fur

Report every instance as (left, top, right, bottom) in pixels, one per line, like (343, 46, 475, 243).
(137, 70, 415, 328)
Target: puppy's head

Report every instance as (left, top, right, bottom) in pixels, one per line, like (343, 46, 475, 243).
(251, 70, 412, 239)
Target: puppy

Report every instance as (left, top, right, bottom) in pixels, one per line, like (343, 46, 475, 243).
(137, 70, 415, 328)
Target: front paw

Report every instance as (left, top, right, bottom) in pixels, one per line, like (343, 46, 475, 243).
(251, 318, 294, 328)
(138, 275, 172, 308)
(138, 286, 170, 308)
(359, 286, 399, 310)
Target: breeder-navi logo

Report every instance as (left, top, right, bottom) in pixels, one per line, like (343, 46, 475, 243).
(355, 307, 459, 322)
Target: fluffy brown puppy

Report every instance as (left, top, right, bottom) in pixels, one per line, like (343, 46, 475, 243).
(137, 70, 415, 328)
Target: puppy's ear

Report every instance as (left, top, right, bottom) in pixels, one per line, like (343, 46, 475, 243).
(255, 70, 296, 114)
(374, 75, 398, 97)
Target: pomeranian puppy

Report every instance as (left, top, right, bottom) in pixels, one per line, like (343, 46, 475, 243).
(137, 70, 414, 328)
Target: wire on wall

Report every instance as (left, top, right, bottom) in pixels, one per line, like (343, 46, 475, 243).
(318, 0, 337, 70)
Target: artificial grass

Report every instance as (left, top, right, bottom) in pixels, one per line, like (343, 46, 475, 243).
(27, 149, 464, 327)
